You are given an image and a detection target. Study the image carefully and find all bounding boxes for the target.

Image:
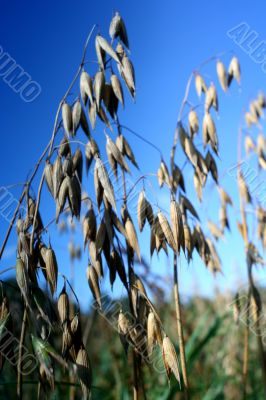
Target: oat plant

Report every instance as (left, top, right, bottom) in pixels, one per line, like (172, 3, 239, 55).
(0, 9, 260, 400)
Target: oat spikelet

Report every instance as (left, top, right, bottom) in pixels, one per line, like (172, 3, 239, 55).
(73, 148, 83, 183)
(53, 156, 63, 200)
(80, 70, 93, 105)
(180, 194, 199, 220)
(96, 35, 121, 64)
(62, 102, 73, 137)
(147, 310, 162, 358)
(87, 265, 101, 308)
(158, 211, 176, 251)
(170, 200, 184, 253)
(188, 109, 199, 137)
(106, 134, 130, 172)
(194, 171, 202, 201)
(184, 136, 198, 167)
(76, 346, 92, 399)
(116, 135, 139, 168)
(68, 175, 81, 219)
(45, 246, 58, 296)
(111, 74, 124, 107)
(118, 310, 130, 353)
(238, 172, 252, 203)
(58, 136, 71, 158)
(94, 71, 105, 111)
(219, 205, 230, 231)
(56, 176, 70, 222)
(57, 285, 69, 325)
(157, 165, 164, 187)
(118, 309, 130, 335)
(205, 84, 218, 112)
(208, 220, 223, 240)
(44, 161, 54, 198)
(88, 101, 97, 129)
(95, 219, 106, 254)
(122, 205, 141, 261)
(72, 99, 82, 135)
(172, 164, 186, 193)
(145, 200, 154, 225)
(160, 160, 171, 187)
(94, 163, 103, 210)
(250, 288, 262, 323)
(80, 107, 90, 137)
(109, 12, 129, 49)
(228, 56, 241, 86)
(16, 257, 30, 307)
(218, 187, 233, 206)
(162, 336, 181, 384)
(125, 218, 141, 261)
(119, 55, 135, 98)
(245, 111, 258, 127)
(195, 73, 207, 97)
(216, 60, 227, 91)
(83, 208, 97, 248)
(257, 132, 266, 156)
(137, 190, 146, 232)
(203, 112, 218, 154)
(205, 151, 218, 183)
(130, 271, 147, 296)
(95, 156, 116, 210)
(183, 223, 192, 260)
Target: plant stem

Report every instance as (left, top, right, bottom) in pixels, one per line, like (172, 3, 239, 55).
(237, 127, 250, 399)
(237, 126, 266, 398)
(248, 265, 266, 398)
(17, 306, 27, 400)
(133, 352, 139, 400)
(119, 162, 140, 400)
(173, 253, 189, 399)
(242, 292, 250, 400)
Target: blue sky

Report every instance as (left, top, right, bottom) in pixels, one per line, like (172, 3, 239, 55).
(1, 0, 266, 310)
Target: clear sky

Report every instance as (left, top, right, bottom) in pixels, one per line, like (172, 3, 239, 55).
(1, 0, 266, 310)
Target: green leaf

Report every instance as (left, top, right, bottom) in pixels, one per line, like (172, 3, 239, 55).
(186, 311, 226, 368)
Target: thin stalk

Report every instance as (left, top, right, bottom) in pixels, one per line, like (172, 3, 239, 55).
(119, 124, 163, 159)
(119, 161, 140, 400)
(237, 141, 250, 399)
(17, 306, 27, 399)
(132, 352, 139, 400)
(173, 253, 189, 399)
(237, 126, 266, 397)
(69, 246, 75, 400)
(242, 293, 250, 400)
(248, 265, 266, 398)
